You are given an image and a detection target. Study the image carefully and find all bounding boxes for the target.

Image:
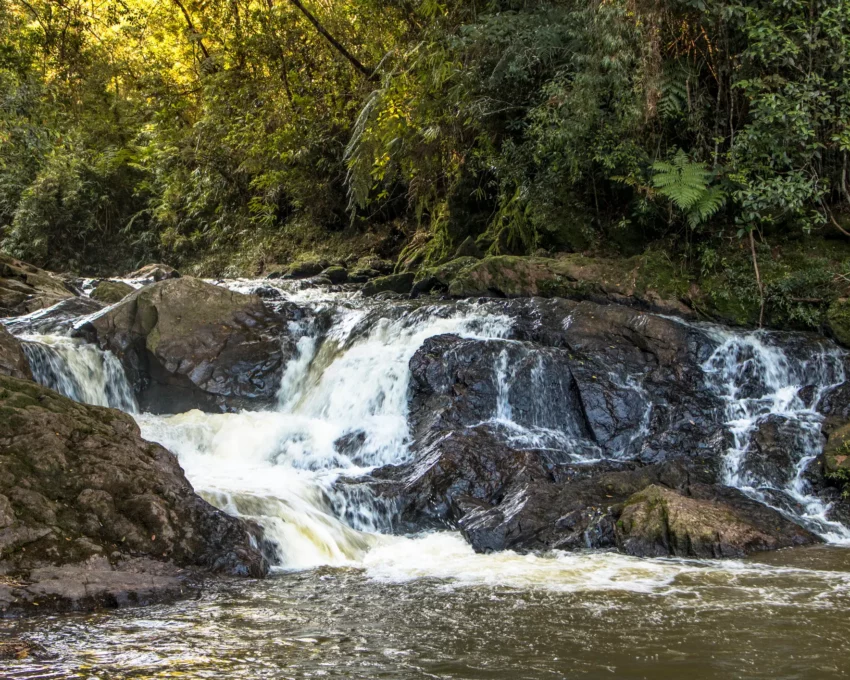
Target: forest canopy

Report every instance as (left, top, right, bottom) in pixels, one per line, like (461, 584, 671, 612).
(1, 0, 849, 274)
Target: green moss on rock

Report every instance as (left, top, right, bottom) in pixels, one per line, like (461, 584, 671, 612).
(91, 280, 135, 304)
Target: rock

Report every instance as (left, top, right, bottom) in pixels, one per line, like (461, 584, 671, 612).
(615, 484, 818, 558)
(320, 266, 348, 284)
(91, 280, 136, 304)
(0, 375, 269, 592)
(0, 254, 75, 317)
(355, 257, 394, 275)
(81, 277, 294, 413)
(439, 254, 694, 318)
(453, 236, 484, 260)
(283, 259, 327, 279)
(412, 257, 479, 296)
(0, 558, 192, 616)
(125, 263, 181, 282)
(823, 420, 850, 473)
(0, 325, 32, 380)
(2, 296, 104, 337)
(348, 267, 381, 283)
(362, 272, 415, 297)
(827, 298, 850, 347)
(740, 414, 806, 487)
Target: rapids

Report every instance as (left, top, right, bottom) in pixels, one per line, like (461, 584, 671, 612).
(5, 280, 850, 678)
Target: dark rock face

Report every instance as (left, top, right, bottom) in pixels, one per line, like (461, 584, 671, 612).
(360, 296, 834, 558)
(0, 376, 269, 584)
(0, 325, 32, 380)
(0, 254, 75, 317)
(80, 277, 295, 413)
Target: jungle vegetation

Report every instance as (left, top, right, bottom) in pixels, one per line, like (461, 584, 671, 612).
(1, 0, 849, 278)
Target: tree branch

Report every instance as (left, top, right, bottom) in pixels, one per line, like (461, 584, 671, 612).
(170, 0, 210, 62)
(287, 0, 376, 80)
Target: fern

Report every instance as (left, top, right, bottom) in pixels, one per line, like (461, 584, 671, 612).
(652, 149, 725, 227)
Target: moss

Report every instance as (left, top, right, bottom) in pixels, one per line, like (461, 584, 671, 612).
(827, 299, 850, 346)
(632, 250, 690, 300)
(91, 280, 134, 304)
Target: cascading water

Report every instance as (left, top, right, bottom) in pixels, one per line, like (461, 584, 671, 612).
(20, 334, 137, 412)
(702, 329, 850, 542)
(135, 299, 516, 569)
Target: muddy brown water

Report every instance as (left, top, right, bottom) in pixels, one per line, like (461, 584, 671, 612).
(3, 544, 850, 680)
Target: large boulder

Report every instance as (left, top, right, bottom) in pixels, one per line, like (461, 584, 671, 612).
(0, 375, 268, 613)
(91, 280, 135, 304)
(0, 325, 32, 380)
(615, 484, 818, 558)
(81, 277, 295, 413)
(0, 254, 75, 317)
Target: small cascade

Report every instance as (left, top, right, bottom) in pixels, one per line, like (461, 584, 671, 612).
(22, 335, 137, 412)
(136, 302, 515, 568)
(702, 330, 850, 541)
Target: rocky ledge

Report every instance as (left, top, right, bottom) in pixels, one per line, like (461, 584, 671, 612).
(0, 375, 269, 616)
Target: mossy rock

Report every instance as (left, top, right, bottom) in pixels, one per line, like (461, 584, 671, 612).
(362, 272, 415, 296)
(827, 299, 850, 347)
(91, 280, 135, 304)
(320, 266, 348, 284)
(824, 421, 850, 472)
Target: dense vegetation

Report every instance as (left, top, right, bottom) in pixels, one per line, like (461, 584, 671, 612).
(1, 0, 849, 280)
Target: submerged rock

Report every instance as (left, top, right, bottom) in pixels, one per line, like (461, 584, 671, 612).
(91, 280, 135, 304)
(0, 325, 32, 380)
(0, 375, 268, 614)
(0, 254, 75, 317)
(81, 277, 294, 413)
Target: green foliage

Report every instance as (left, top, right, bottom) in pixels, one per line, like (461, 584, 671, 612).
(0, 0, 850, 274)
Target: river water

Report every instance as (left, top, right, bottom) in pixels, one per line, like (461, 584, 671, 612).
(4, 281, 850, 678)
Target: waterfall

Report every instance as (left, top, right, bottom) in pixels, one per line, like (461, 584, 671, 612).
(136, 301, 515, 568)
(702, 329, 850, 542)
(21, 335, 137, 413)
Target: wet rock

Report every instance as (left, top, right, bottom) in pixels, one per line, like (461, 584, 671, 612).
(0, 558, 193, 616)
(125, 263, 181, 282)
(91, 280, 135, 304)
(81, 277, 295, 413)
(321, 266, 348, 284)
(0, 254, 75, 317)
(0, 325, 32, 380)
(2, 296, 104, 337)
(362, 273, 415, 297)
(615, 484, 819, 558)
(738, 414, 804, 487)
(0, 375, 269, 590)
